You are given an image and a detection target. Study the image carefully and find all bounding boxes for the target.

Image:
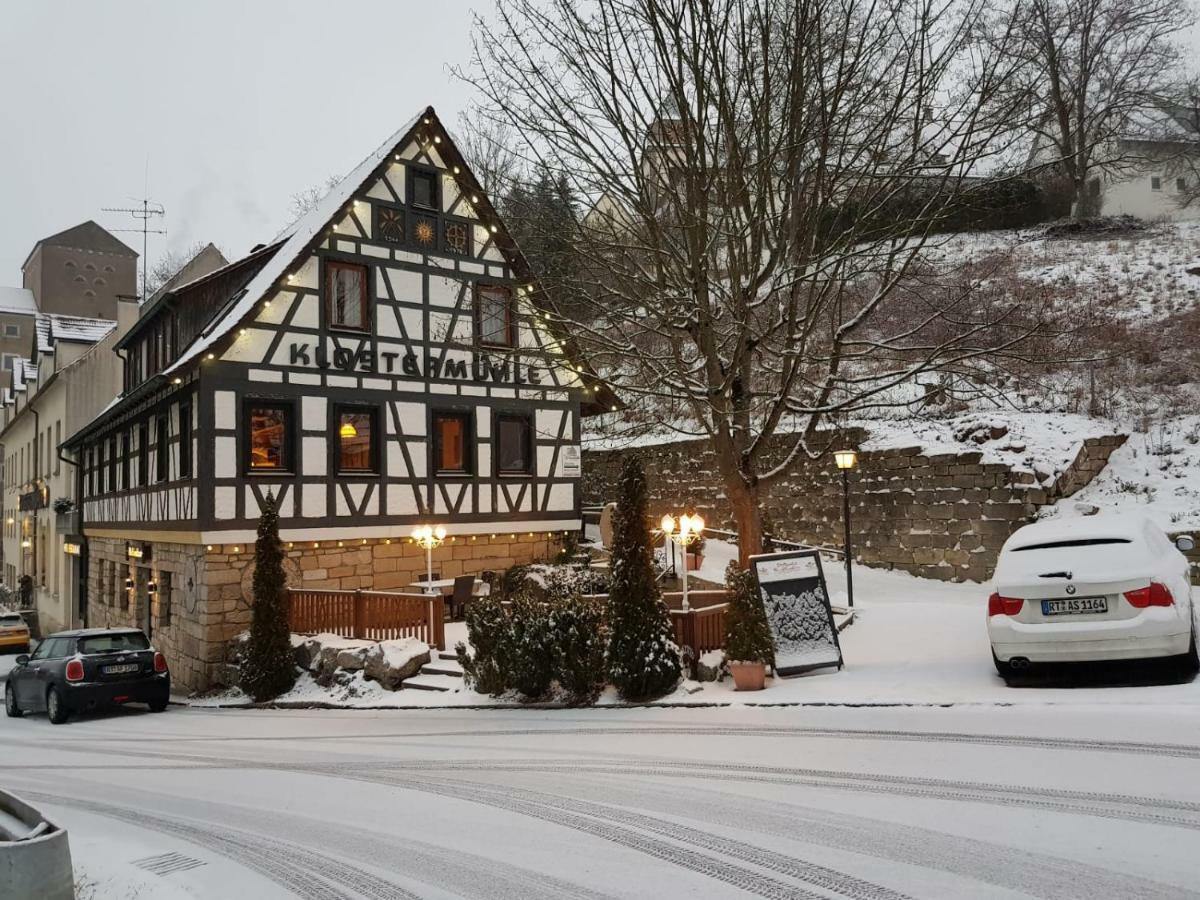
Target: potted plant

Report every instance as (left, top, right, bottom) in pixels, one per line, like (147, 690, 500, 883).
(723, 563, 774, 690)
(686, 534, 706, 571)
(52, 497, 75, 515)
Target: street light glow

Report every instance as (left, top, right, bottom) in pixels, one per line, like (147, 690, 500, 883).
(834, 449, 858, 470)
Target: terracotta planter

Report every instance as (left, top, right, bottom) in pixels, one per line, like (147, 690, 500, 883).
(729, 660, 766, 691)
(686, 552, 704, 571)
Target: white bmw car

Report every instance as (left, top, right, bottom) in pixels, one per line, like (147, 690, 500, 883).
(987, 515, 1197, 679)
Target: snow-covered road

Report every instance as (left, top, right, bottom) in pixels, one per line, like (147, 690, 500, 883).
(3, 704, 1200, 898)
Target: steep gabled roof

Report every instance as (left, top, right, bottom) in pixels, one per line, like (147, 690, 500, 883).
(0, 286, 37, 316)
(22, 221, 137, 270)
(161, 109, 426, 376)
(35, 314, 117, 355)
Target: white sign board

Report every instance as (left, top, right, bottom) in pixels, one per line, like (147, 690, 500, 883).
(750, 549, 843, 676)
(561, 445, 581, 477)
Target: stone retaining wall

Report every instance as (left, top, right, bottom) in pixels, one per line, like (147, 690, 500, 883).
(582, 432, 1126, 583)
(86, 531, 562, 693)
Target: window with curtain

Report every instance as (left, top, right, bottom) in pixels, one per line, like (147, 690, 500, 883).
(245, 404, 292, 472)
(475, 285, 513, 347)
(326, 262, 368, 330)
(336, 407, 377, 473)
(433, 412, 471, 475)
(496, 414, 532, 475)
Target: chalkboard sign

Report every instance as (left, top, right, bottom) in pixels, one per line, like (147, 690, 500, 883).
(750, 550, 843, 676)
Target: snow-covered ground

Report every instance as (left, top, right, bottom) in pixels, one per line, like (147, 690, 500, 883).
(189, 542, 1198, 710)
(4, 701, 1200, 897)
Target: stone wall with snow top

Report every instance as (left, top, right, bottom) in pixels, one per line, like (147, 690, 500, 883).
(582, 428, 1126, 583)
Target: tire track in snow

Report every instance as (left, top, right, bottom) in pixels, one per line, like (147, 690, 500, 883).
(24, 724, 1200, 760)
(322, 769, 912, 900)
(21, 790, 419, 900)
(486, 767, 1196, 900)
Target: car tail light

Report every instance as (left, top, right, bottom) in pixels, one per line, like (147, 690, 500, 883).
(153, 652, 168, 674)
(65, 659, 84, 682)
(1124, 582, 1175, 608)
(988, 593, 1024, 616)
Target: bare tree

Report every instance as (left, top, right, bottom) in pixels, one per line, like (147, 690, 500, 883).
(285, 175, 342, 229)
(454, 110, 526, 198)
(991, 0, 1193, 218)
(461, 0, 1071, 563)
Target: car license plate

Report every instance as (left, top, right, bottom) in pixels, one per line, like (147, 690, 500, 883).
(104, 663, 139, 674)
(1041, 597, 1107, 616)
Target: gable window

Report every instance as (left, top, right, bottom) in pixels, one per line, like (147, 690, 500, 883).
(179, 401, 192, 478)
(475, 285, 514, 348)
(432, 411, 472, 476)
(335, 405, 378, 473)
(409, 167, 440, 211)
(137, 422, 149, 487)
(326, 261, 368, 331)
(245, 402, 293, 473)
(496, 413, 533, 476)
(376, 206, 404, 243)
(1178, 177, 1188, 192)
(1151, 176, 1162, 191)
(155, 415, 169, 483)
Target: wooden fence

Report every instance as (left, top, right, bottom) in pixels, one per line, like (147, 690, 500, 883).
(287, 589, 446, 650)
(584, 589, 729, 675)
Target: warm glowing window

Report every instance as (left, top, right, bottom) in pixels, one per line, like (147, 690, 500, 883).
(433, 412, 471, 475)
(475, 285, 513, 347)
(496, 414, 532, 475)
(326, 262, 368, 331)
(245, 404, 292, 472)
(336, 406, 377, 473)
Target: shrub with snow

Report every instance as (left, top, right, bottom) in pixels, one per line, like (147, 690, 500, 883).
(723, 563, 775, 667)
(239, 494, 296, 702)
(606, 457, 682, 700)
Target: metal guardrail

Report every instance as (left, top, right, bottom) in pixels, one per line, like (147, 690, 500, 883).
(0, 789, 74, 900)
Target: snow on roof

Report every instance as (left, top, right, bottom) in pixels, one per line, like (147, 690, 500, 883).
(0, 286, 37, 315)
(35, 313, 116, 354)
(164, 109, 426, 376)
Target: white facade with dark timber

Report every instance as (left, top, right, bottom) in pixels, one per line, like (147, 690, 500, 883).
(67, 107, 596, 545)
(60, 106, 606, 690)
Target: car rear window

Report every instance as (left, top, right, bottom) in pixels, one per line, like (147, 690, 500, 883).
(1012, 538, 1132, 552)
(78, 633, 150, 655)
(0, 614, 24, 626)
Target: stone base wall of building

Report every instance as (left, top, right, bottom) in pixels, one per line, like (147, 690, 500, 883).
(86, 530, 564, 694)
(582, 433, 1126, 584)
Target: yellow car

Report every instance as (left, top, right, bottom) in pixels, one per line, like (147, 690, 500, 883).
(0, 612, 31, 653)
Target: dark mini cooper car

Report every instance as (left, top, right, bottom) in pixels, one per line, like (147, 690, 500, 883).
(4, 628, 169, 724)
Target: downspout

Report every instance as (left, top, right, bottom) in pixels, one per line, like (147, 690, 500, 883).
(29, 405, 39, 601)
(58, 444, 84, 628)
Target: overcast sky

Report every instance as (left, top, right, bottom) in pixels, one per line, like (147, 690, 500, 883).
(0, 1, 486, 285)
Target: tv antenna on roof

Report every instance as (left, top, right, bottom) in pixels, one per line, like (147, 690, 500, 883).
(103, 198, 166, 301)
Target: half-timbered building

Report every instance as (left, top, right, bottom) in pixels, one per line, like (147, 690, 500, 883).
(64, 107, 607, 691)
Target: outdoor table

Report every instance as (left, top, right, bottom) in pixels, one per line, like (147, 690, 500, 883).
(407, 578, 488, 595)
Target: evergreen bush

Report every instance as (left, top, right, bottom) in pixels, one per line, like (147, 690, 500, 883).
(240, 494, 297, 702)
(506, 590, 557, 699)
(457, 592, 510, 695)
(607, 457, 682, 700)
(724, 562, 775, 667)
(549, 594, 608, 704)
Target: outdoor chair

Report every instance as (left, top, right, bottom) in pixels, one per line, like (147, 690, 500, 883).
(449, 575, 476, 620)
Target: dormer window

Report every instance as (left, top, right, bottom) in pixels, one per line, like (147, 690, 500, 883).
(475, 284, 514, 348)
(326, 261, 368, 331)
(409, 167, 440, 211)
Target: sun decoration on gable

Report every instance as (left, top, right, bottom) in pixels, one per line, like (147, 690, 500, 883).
(414, 218, 435, 245)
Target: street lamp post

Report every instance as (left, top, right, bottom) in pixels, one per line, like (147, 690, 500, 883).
(411, 524, 447, 595)
(833, 449, 858, 609)
(660, 513, 704, 612)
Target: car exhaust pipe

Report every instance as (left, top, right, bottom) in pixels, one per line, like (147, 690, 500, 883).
(1009, 657, 1031, 671)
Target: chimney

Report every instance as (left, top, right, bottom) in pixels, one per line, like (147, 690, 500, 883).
(115, 295, 140, 342)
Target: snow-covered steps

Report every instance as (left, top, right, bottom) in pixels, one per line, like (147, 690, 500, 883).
(401, 673, 464, 692)
(419, 660, 464, 678)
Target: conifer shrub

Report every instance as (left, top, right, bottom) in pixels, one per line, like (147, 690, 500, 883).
(607, 457, 682, 700)
(724, 562, 775, 667)
(240, 494, 297, 701)
(457, 592, 510, 695)
(548, 594, 608, 704)
(506, 590, 557, 699)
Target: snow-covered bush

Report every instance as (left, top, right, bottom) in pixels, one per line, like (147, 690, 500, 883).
(548, 594, 608, 704)
(506, 591, 557, 699)
(240, 494, 296, 702)
(457, 593, 509, 695)
(607, 457, 681, 700)
(723, 563, 775, 667)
